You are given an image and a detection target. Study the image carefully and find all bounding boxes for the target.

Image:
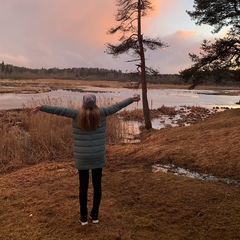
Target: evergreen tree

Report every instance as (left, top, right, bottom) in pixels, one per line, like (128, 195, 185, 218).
(1, 61, 5, 73)
(106, 0, 167, 129)
(180, 0, 240, 87)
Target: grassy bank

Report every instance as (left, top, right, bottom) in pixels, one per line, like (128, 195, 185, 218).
(0, 108, 240, 239)
(108, 108, 240, 180)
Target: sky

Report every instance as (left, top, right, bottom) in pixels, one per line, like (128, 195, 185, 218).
(0, 0, 226, 74)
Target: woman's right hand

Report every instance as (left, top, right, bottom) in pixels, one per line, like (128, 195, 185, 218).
(30, 104, 42, 115)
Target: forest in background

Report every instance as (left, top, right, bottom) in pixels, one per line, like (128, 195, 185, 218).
(1, 61, 239, 87)
(0, 61, 181, 85)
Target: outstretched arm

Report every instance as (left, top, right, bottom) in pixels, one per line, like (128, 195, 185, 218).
(103, 94, 140, 116)
(30, 104, 77, 119)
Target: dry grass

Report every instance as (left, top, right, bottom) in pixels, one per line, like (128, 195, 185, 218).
(1, 95, 240, 239)
(119, 105, 213, 122)
(0, 108, 72, 172)
(1, 161, 240, 240)
(0, 103, 214, 174)
(0, 79, 133, 93)
(0, 97, 137, 173)
(108, 108, 240, 180)
(0, 79, 240, 240)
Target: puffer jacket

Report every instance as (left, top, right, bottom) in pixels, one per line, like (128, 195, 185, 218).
(40, 97, 134, 170)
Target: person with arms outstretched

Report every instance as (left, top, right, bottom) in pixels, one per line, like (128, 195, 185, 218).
(31, 93, 140, 225)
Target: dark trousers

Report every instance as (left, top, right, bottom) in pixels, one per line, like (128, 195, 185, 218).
(78, 168, 102, 217)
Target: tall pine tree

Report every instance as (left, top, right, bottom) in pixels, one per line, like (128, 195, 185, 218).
(106, 0, 167, 129)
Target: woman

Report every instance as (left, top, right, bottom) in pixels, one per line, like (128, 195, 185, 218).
(31, 93, 140, 225)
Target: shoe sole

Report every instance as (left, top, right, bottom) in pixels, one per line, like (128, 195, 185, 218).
(79, 219, 88, 226)
(90, 216, 99, 224)
(92, 219, 99, 224)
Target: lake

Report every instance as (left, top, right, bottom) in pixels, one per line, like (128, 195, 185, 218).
(0, 86, 239, 110)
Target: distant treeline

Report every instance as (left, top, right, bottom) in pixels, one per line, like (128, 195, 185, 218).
(0, 61, 183, 85)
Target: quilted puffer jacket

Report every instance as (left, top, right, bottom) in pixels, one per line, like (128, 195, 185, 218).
(40, 97, 134, 170)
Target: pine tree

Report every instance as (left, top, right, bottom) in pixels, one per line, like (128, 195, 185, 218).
(106, 0, 167, 129)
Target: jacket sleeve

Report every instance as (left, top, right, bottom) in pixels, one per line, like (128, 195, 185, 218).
(40, 105, 77, 119)
(102, 97, 134, 116)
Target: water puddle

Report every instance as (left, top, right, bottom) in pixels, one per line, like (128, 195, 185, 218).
(123, 105, 220, 142)
(152, 164, 240, 186)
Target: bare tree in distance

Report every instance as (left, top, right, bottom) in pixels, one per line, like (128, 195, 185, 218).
(106, 0, 168, 129)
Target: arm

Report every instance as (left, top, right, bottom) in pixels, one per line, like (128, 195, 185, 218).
(103, 95, 140, 116)
(31, 104, 77, 119)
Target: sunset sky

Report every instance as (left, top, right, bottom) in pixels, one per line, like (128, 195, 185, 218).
(0, 0, 226, 74)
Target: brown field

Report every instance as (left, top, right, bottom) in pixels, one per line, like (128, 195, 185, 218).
(1, 79, 240, 239)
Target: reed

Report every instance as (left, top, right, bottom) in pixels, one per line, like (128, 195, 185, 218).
(0, 97, 137, 173)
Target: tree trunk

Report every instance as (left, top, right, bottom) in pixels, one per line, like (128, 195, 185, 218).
(138, 0, 152, 129)
(139, 35, 152, 129)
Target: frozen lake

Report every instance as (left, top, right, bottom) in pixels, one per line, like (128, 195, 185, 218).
(0, 86, 239, 110)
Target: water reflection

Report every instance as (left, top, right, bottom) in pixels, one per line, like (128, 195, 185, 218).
(0, 87, 239, 110)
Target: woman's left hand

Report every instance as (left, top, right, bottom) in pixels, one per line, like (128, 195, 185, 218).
(133, 94, 141, 102)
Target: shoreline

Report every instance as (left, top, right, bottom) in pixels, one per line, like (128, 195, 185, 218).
(1, 78, 240, 95)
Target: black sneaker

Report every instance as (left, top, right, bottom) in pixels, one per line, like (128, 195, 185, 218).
(90, 213, 99, 224)
(79, 215, 88, 226)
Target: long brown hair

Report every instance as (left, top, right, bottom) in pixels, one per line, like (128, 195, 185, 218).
(78, 105, 101, 131)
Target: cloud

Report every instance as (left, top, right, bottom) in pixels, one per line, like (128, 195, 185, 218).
(174, 29, 197, 38)
(0, 0, 221, 73)
(0, 53, 30, 66)
(144, 28, 202, 74)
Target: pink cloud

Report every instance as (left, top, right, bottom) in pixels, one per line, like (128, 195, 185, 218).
(0, 53, 30, 66)
(174, 29, 197, 38)
(50, 1, 117, 46)
(158, 0, 179, 13)
(0, 0, 217, 73)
